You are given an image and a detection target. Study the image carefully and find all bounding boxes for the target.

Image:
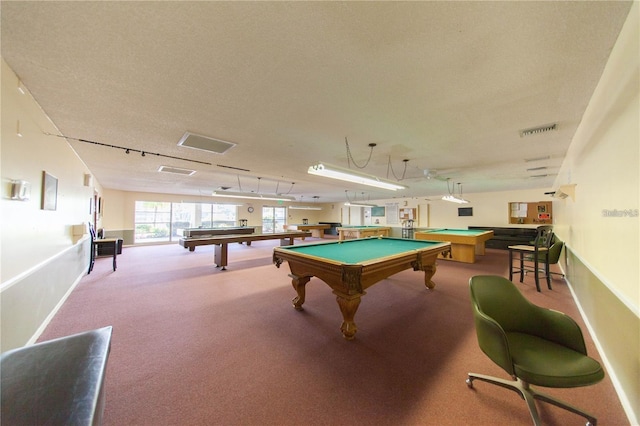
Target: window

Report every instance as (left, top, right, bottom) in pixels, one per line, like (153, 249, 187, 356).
(135, 201, 171, 243)
(134, 201, 238, 243)
(262, 206, 286, 233)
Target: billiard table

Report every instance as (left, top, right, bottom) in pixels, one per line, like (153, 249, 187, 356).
(272, 237, 451, 340)
(414, 228, 494, 263)
(337, 225, 391, 240)
(283, 223, 330, 238)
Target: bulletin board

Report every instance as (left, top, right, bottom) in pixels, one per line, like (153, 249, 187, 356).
(509, 201, 553, 224)
(399, 208, 416, 221)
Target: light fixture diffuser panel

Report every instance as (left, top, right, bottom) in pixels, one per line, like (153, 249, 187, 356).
(158, 165, 196, 176)
(178, 132, 236, 155)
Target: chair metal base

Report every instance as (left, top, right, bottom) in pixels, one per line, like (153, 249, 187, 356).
(466, 372, 597, 426)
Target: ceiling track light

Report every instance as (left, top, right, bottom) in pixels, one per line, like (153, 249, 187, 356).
(44, 133, 211, 165)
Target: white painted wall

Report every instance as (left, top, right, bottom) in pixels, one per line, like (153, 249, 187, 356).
(1, 60, 99, 283)
(552, 1, 639, 313)
(369, 188, 552, 229)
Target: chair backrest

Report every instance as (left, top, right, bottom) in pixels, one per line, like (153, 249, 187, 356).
(88, 222, 96, 241)
(533, 225, 553, 249)
(470, 275, 539, 333)
(547, 239, 564, 264)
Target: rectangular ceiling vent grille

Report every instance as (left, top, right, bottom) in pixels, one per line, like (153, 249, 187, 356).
(158, 165, 196, 176)
(520, 123, 557, 137)
(177, 132, 236, 154)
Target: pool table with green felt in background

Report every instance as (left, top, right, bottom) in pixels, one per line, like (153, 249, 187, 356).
(415, 228, 494, 263)
(273, 237, 451, 340)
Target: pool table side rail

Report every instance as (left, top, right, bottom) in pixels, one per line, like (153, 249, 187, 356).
(273, 240, 450, 293)
(273, 238, 450, 266)
(181, 231, 312, 250)
(414, 229, 494, 245)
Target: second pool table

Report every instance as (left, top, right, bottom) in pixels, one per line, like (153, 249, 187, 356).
(415, 228, 494, 263)
(337, 225, 391, 240)
(273, 237, 451, 340)
(283, 223, 330, 238)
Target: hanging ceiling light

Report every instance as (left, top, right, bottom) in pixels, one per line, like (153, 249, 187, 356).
(289, 196, 323, 210)
(211, 191, 296, 202)
(442, 181, 469, 204)
(212, 176, 296, 202)
(343, 190, 378, 208)
(289, 205, 322, 210)
(344, 202, 378, 208)
(308, 162, 407, 191)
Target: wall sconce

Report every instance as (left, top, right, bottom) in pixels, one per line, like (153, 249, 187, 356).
(84, 174, 93, 187)
(72, 223, 89, 236)
(11, 180, 31, 201)
(17, 79, 26, 95)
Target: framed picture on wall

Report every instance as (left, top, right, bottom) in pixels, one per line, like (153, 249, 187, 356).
(41, 171, 58, 211)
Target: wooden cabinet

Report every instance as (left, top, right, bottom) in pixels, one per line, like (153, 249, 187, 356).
(508, 201, 552, 225)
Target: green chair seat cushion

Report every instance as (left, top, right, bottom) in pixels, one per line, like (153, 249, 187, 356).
(506, 332, 604, 388)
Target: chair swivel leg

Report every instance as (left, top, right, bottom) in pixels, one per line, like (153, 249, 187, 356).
(530, 385, 598, 426)
(466, 373, 598, 426)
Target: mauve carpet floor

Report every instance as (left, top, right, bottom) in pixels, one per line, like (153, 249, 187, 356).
(39, 238, 629, 425)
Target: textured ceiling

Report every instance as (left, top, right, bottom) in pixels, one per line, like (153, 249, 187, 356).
(1, 1, 633, 202)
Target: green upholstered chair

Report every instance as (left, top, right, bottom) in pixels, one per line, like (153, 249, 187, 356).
(525, 236, 565, 279)
(466, 275, 605, 426)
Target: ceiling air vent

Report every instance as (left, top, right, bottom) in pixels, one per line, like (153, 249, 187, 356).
(177, 132, 236, 154)
(158, 165, 196, 176)
(519, 123, 557, 137)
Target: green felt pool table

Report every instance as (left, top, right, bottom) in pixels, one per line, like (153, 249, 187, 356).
(272, 237, 451, 340)
(415, 228, 494, 263)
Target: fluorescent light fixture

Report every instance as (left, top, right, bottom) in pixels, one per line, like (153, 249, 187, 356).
(441, 195, 469, 204)
(211, 191, 296, 202)
(308, 162, 407, 191)
(289, 206, 323, 210)
(345, 202, 378, 208)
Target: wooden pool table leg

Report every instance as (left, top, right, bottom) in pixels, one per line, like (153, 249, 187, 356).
(414, 259, 438, 289)
(422, 263, 438, 289)
(334, 292, 362, 340)
(289, 274, 311, 310)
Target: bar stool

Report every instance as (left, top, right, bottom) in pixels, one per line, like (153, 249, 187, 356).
(508, 225, 554, 292)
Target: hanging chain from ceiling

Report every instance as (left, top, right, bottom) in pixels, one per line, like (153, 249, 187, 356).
(345, 137, 375, 169)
